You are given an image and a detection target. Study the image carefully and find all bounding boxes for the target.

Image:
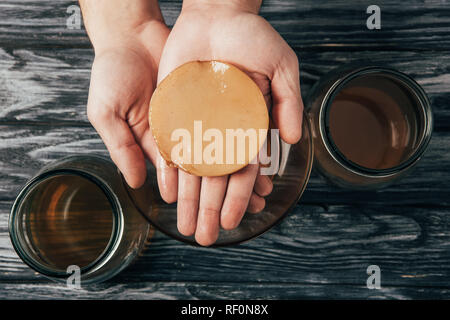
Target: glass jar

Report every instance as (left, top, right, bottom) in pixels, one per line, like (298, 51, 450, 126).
(9, 155, 151, 284)
(306, 65, 433, 189)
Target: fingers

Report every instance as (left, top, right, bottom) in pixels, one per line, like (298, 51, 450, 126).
(220, 164, 259, 230)
(254, 174, 273, 197)
(179, 169, 272, 242)
(248, 172, 272, 213)
(88, 110, 147, 189)
(247, 192, 266, 214)
(156, 154, 178, 204)
(271, 50, 304, 144)
(195, 176, 228, 246)
(177, 171, 201, 236)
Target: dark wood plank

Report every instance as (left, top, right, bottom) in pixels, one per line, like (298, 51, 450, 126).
(0, 125, 106, 199)
(0, 281, 449, 300)
(71, 204, 450, 289)
(1, 0, 449, 50)
(0, 0, 179, 49)
(2, 200, 450, 298)
(0, 48, 92, 124)
(1, 123, 449, 205)
(0, 48, 449, 131)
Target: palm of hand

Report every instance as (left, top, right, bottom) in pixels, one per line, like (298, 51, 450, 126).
(157, 8, 303, 246)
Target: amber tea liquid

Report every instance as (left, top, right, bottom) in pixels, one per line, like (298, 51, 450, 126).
(25, 174, 114, 271)
(327, 74, 421, 170)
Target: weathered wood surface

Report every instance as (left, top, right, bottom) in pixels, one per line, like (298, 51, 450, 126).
(0, 124, 449, 206)
(2, 199, 450, 289)
(0, 0, 449, 299)
(1, 48, 450, 127)
(1, 0, 450, 50)
(1, 282, 449, 300)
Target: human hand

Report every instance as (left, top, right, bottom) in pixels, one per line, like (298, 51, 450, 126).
(81, 0, 178, 202)
(158, 0, 304, 246)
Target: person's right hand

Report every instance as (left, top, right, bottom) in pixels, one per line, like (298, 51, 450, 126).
(157, 0, 304, 246)
(86, 20, 178, 202)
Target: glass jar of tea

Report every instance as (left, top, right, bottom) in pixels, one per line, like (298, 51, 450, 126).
(307, 65, 433, 189)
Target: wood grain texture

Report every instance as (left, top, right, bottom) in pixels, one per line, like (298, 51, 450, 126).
(0, 282, 449, 300)
(0, 48, 92, 124)
(1, 48, 449, 128)
(0, 125, 449, 206)
(2, 200, 450, 299)
(0, 0, 449, 300)
(1, 0, 449, 50)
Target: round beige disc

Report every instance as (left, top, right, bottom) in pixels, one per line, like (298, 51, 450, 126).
(149, 61, 269, 176)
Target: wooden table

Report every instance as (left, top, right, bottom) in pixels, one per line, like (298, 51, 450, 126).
(1, 0, 449, 299)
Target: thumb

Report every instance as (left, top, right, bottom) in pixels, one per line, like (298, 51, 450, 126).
(88, 107, 147, 189)
(270, 52, 304, 144)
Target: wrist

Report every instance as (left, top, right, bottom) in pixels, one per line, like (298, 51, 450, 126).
(182, 0, 262, 14)
(80, 0, 165, 54)
(90, 20, 167, 58)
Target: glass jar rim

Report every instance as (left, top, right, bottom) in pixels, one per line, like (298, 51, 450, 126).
(9, 168, 124, 279)
(319, 66, 433, 178)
